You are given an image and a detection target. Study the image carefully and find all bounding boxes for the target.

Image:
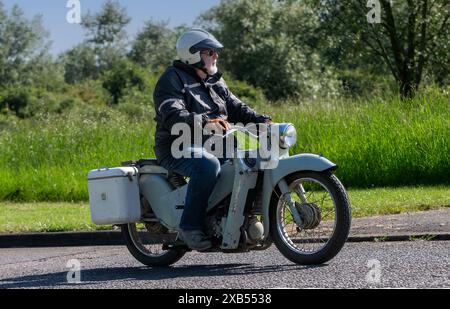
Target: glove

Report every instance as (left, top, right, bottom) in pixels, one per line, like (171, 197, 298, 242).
(207, 118, 231, 131)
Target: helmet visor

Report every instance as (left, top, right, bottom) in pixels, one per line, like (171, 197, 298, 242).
(189, 38, 224, 54)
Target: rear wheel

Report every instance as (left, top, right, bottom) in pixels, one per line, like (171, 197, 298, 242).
(270, 171, 351, 265)
(122, 222, 186, 267)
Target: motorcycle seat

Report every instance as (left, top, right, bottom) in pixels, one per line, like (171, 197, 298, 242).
(122, 159, 186, 185)
(122, 159, 159, 167)
(137, 160, 185, 179)
(137, 159, 159, 167)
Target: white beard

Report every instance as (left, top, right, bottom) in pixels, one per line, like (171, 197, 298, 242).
(206, 63, 218, 75)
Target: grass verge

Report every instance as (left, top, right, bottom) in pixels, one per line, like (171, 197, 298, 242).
(0, 88, 448, 202)
(0, 186, 448, 233)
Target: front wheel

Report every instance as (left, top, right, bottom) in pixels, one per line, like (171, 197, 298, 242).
(270, 171, 351, 265)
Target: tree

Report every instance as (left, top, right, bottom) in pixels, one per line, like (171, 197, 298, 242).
(82, 0, 130, 47)
(102, 60, 147, 105)
(61, 43, 98, 84)
(315, 0, 450, 97)
(0, 2, 51, 87)
(60, 0, 132, 83)
(81, 0, 131, 71)
(129, 21, 186, 69)
(199, 0, 339, 100)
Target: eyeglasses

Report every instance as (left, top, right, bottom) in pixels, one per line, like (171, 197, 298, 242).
(200, 49, 217, 57)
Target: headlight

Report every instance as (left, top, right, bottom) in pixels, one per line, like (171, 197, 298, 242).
(279, 123, 297, 149)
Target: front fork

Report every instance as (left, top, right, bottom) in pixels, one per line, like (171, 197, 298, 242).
(277, 179, 308, 227)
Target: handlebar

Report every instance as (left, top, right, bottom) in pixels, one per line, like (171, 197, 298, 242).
(207, 124, 272, 140)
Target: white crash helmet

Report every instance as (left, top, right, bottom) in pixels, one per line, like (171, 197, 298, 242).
(176, 28, 224, 66)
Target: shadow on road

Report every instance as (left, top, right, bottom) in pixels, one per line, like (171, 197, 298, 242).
(0, 263, 326, 288)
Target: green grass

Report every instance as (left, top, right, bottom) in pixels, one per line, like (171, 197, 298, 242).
(0, 87, 448, 202)
(0, 108, 155, 202)
(347, 185, 450, 217)
(0, 186, 448, 233)
(277, 88, 450, 188)
(0, 202, 104, 233)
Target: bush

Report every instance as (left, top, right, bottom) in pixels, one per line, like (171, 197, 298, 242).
(338, 69, 398, 98)
(64, 80, 109, 107)
(116, 87, 154, 120)
(0, 87, 38, 118)
(0, 86, 88, 119)
(199, 0, 341, 100)
(0, 113, 16, 132)
(224, 77, 267, 107)
(56, 97, 80, 114)
(102, 60, 148, 105)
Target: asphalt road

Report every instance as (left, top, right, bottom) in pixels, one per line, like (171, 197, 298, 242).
(0, 241, 449, 289)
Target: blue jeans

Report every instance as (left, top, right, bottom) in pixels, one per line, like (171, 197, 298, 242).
(159, 148, 226, 231)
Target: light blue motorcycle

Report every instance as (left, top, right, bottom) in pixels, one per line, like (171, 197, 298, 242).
(119, 123, 351, 266)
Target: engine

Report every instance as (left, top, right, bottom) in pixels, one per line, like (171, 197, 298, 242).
(205, 214, 264, 246)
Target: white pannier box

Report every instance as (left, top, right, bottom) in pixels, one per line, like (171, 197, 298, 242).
(88, 167, 141, 225)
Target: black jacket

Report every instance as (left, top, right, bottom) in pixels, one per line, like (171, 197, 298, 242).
(153, 61, 271, 161)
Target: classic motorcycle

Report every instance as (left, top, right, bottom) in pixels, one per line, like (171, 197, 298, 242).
(88, 123, 351, 267)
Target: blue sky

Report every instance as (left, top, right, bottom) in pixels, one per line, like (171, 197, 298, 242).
(2, 0, 220, 56)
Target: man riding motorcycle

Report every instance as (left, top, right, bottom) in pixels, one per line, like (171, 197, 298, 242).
(153, 29, 272, 251)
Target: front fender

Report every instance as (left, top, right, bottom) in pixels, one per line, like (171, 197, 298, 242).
(261, 154, 337, 238)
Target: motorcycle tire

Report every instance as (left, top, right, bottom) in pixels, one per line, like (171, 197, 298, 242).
(270, 171, 351, 265)
(122, 223, 186, 267)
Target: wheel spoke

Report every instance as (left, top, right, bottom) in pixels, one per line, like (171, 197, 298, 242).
(128, 223, 177, 257)
(277, 177, 338, 254)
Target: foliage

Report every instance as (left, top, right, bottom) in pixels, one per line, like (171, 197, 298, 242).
(2, 0, 449, 101)
(0, 87, 448, 202)
(81, 0, 130, 48)
(224, 76, 267, 107)
(0, 87, 36, 118)
(337, 68, 398, 98)
(60, 0, 131, 84)
(129, 21, 187, 70)
(0, 86, 78, 118)
(81, 0, 130, 70)
(314, 0, 450, 97)
(63, 79, 109, 107)
(61, 43, 99, 84)
(0, 0, 449, 203)
(102, 60, 148, 105)
(198, 0, 340, 100)
(0, 2, 52, 87)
